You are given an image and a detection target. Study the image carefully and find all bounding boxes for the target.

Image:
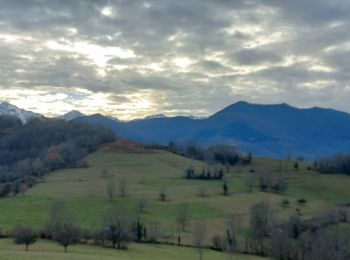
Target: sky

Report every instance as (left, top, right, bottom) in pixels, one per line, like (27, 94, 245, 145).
(0, 0, 349, 120)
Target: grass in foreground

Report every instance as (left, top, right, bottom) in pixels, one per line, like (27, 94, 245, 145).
(0, 239, 268, 260)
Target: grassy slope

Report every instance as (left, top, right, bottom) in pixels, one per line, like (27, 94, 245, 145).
(0, 149, 350, 257)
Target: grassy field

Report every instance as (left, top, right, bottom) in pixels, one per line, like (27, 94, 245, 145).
(0, 239, 269, 260)
(0, 148, 350, 258)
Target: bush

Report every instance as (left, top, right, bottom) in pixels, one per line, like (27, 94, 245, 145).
(212, 234, 225, 251)
(159, 187, 167, 201)
(281, 198, 290, 208)
(297, 198, 307, 205)
(258, 173, 288, 194)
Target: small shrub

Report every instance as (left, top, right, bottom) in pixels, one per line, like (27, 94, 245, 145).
(212, 234, 225, 251)
(223, 182, 229, 196)
(159, 187, 167, 201)
(297, 198, 307, 205)
(281, 198, 290, 208)
(198, 186, 209, 197)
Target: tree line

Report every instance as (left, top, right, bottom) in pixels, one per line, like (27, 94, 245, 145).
(314, 154, 350, 175)
(185, 166, 225, 180)
(151, 141, 252, 166)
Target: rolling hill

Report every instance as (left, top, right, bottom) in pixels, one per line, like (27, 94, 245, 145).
(0, 146, 349, 259)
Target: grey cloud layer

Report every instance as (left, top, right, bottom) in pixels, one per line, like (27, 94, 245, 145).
(0, 0, 349, 118)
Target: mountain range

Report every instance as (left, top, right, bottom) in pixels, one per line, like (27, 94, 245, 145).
(1, 101, 350, 159)
(0, 102, 42, 124)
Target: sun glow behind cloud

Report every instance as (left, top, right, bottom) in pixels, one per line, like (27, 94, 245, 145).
(46, 40, 135, 68)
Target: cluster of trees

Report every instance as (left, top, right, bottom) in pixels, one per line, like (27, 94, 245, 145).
(315, 154, 350, 175)
(3, 197, 350, 259)
(209, 202, 350, 260)
(0, 116, 115, 197)
(257, 173, 288, 194)
(185, 166, 224, 180)
(5, 201, 144, 252)
(165, 142, 252, 166)
(246, 203, 350, 259)
(3, 201, 205, 254)
(243, 172, 288, 194)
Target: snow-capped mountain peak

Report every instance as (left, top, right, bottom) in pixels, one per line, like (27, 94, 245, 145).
(58, 110, 85, 121)
(0, 102, 42, 124)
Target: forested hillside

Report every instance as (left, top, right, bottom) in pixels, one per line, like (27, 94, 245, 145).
(0, 116, 115, 197)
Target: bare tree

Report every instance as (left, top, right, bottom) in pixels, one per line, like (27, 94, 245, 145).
(193, 222, 206, 260)
(137, 197, 147, 213)
(102, 168, 109, 177)
(107, 178, 116, 201)
(101, 207, 133, 249)
(223, 181, 229, 195)
(159, 187, 167, 201)
(226, 214, 242, 254)
(119, 179, 127, 197)
(52, 223, 81, 253)
(249, 201, 272, 256)
(244, 173, 256, 192)
(176, 203, 190, 232)
(198, 186, 208, 197)
(46, 200, 70, 236)
(212, 234, 225, 251)
(148, 222, 160, 242)
(12, 225, 38, 251)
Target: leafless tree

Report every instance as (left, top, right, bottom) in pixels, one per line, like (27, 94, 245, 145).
(119, 179, 127, 197)
(226, 214, 242, 254)
(102, 168, 109, 177)
(106, 178, 116, 201)
(148, 222, 160, 242)
(101, 207, 134, 249)
(176, 203, 190, 232)
(244, 173, 256, 192)
(249, 201, 272, 256)
(137, 197, 147, 213)
(12, 225, 38, 251)
(52, 223, 81, 253)
(212, 234, 225, 251)
(198, 186, 208, 197)
(193, 222, 206, 260)
(159, 187, 167, 201)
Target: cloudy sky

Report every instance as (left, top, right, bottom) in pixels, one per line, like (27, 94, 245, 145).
(0, 0, 349, 119)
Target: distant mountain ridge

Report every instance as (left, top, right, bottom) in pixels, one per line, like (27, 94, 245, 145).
(0, 102, 42, 124)
(76, 101, 350, 159)
(2, 100, 350, 159)
(58, 110, 85, 121)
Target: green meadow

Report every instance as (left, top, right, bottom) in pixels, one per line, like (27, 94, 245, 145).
(1, 149, 350, 258)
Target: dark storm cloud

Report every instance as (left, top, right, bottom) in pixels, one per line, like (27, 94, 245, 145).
(0, 0, 350, 118)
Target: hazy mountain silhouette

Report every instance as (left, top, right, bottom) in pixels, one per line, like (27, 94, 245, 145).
(76, 101, 350, 159)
